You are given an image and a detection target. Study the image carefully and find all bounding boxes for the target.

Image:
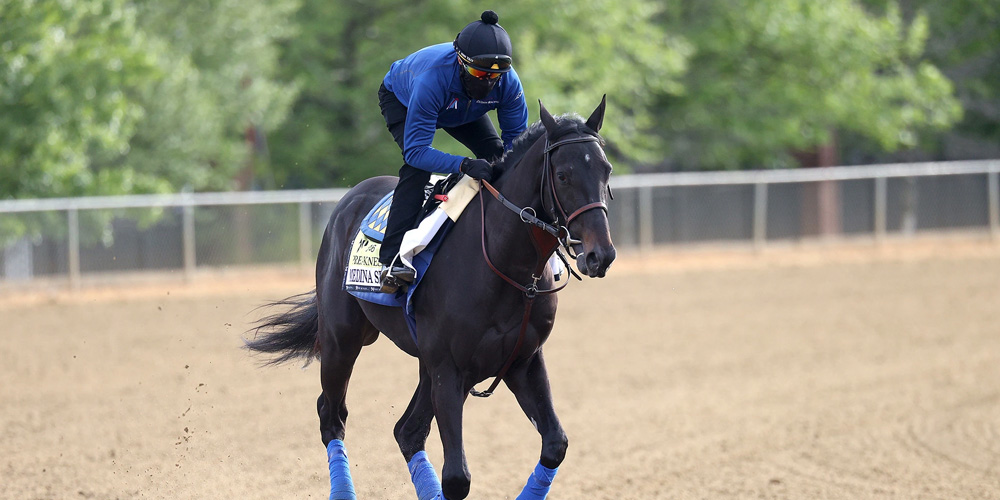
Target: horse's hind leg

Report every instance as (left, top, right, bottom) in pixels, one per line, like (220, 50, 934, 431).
(504, 352, 567, 500)
(316, 295, 375, 500)
(394, 362, 443, 499)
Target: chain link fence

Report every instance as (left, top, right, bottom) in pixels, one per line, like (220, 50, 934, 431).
(2, 161, 998, 288)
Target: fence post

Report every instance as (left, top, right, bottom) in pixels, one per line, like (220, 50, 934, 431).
(989, 167, 999, 240)
(67, 208, 80, 289)
(299, 201, 312, 271)
(753, 181, 768, 250)
(638, 185, 654, 253)
(182, 203, 196, 281)
(874, 176, 887, 244)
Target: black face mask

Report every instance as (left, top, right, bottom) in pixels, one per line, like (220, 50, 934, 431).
(461, 70, 499, 100)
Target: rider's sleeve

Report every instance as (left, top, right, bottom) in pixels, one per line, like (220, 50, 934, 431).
(402, 78, 465, 174)
(497, 68, 529, 151)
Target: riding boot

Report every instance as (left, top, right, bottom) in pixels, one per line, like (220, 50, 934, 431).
(378, 164, 428, 293)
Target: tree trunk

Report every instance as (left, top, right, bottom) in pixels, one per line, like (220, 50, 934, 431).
(794, 135, 842, 238)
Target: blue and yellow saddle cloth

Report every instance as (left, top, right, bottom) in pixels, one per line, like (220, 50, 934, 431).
(343, 190, 454, 346)
(360, 193, 393, 242)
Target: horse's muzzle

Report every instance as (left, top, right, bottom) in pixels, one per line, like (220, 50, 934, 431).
(575, 244, 615, 278)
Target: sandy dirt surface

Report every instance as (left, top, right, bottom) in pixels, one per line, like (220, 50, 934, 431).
(2, 240, 1000, 499)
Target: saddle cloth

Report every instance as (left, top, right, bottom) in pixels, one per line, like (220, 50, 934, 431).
(343, 175, 481, 343)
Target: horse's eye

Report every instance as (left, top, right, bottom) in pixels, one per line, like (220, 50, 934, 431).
(556, 171, 568, 183)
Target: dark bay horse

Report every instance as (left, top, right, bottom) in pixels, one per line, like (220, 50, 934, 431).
(246, 97, 615, 500)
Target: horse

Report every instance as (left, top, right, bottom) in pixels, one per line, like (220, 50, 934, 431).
(246, 97, 616, 500)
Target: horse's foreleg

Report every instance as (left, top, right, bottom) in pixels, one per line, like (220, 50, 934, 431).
(504, 352, 567, 500)
(431, 365, 471, 500)
(395, 362, 443, 500)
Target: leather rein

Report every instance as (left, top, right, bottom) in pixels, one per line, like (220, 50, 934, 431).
(470, 134, 607, 397)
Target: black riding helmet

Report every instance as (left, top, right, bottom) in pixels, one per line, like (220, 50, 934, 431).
(454, 10, 513, 74)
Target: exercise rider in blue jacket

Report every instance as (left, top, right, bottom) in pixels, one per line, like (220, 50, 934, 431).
(377, 10, 529, 293)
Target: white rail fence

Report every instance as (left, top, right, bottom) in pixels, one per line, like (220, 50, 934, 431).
(1, 160, 998, 288)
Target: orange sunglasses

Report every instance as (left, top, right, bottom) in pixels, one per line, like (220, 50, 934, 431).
(464, 64, 502, 80)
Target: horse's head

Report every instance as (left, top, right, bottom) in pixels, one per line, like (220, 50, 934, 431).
(538, 97, 616, 278)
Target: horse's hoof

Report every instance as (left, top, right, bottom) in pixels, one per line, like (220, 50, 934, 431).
(441, 475, 471, 500)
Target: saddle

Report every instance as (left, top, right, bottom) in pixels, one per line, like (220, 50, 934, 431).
(342, 174, 481, 346)
(359, 173, 463, 243)
(343, 174, 479, 296)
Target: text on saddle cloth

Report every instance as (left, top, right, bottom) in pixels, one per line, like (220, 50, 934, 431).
(344, 174, 482, 295)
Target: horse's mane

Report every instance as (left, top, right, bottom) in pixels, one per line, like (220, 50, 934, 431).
(493, 113, 604, 179)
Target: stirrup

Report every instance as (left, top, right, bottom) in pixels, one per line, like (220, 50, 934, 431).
(389, 264, 415, 284)
(378, 266, 400, 294)
(378, 264, 415, 294)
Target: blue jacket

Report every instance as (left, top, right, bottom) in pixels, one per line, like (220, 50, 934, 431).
(383, 43, 529, 174)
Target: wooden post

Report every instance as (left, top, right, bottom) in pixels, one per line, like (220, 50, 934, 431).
(874, 176, 887, 244)
(753, 181, 768, 250)
(68, 208, 80, 289)
(183, 204, 196, 281)
(299, 202, 313, 271)
(989, 170, 999, 240)
(638, 185, 654, 253)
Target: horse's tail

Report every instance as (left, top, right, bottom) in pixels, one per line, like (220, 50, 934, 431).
(244, 290, 319, 365)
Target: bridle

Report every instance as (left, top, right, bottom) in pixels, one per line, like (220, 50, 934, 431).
(470, 133, 608, 397)
(540, 135, 609, 257)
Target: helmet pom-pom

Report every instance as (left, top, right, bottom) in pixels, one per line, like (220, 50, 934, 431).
(481, 10, 499, 24)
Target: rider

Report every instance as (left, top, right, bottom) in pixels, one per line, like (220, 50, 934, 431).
(376, 10, 529, 293)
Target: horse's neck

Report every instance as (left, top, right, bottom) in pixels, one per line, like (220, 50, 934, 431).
(492, 138, 547, 213)
(480, 139, 551, 272)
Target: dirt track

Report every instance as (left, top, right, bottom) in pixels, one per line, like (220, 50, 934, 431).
(2, 241, 1000, 499)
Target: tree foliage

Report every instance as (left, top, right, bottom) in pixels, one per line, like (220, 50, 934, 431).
(0, 0, 984, 202)
(653, 0, 960, 170)
(267, 0, 691, 187)
(1, 0, 154, 198)
(858, 0, 1000, 159)
(1, 0, 297, 245)
(0, 0, 297, 201)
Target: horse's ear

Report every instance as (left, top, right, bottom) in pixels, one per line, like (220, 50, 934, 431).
(539, 100, 558, 135)
(585, 94, 607, 133)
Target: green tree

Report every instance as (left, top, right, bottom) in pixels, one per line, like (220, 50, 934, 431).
(653, 0, 961, 170)
(0, 0, 298, 200)
(1, 0, 155, 199)
(854, 0, 1000, 161)
(505, 0, 691, 165)
(268, 0, 466, 189)
(267, 0, 690, 188)
(120, 0, 299, 192)
(0, 0, 298, 245)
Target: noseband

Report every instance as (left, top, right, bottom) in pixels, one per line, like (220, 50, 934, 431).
(471, 133, 609, 398)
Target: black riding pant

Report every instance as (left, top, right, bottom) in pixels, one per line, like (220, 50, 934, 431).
(377, 83, 504, 266)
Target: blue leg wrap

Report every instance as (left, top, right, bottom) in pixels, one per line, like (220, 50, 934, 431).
(515, 461, 558, 500)
(327, 439, 357, 500)
(407, 451, 443, 500)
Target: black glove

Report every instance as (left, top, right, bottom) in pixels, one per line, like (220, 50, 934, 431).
(460, 158, 494, 182)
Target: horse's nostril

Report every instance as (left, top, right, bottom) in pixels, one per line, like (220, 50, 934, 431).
(586, 252, 600, 274)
